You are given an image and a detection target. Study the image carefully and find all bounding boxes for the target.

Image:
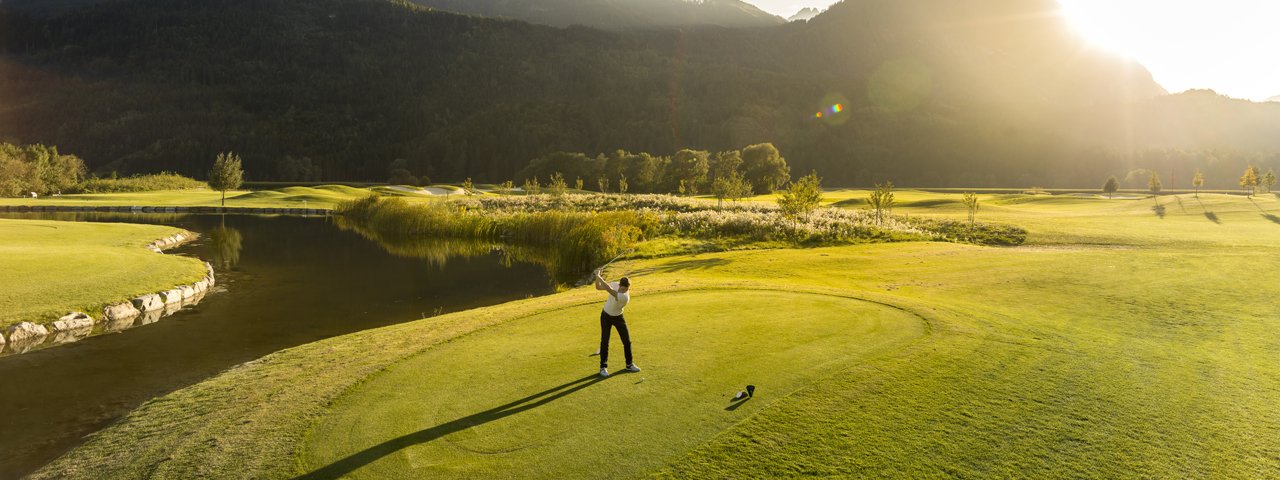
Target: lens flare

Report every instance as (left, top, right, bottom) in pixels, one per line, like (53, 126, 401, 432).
(812, 93, 851, 126)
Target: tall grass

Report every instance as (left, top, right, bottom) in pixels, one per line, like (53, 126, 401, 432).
(335, 196, 652, 274)
(71, 173, 207, 193)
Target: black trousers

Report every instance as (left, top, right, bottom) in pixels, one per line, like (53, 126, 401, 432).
(599, 311, 633, 369)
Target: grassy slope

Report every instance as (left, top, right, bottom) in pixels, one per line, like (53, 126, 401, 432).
(0, 185, 372, 209)
(0, 219, 208, 329)
(32, 192, 1280, 478)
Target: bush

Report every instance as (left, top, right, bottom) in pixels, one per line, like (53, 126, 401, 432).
(71, 173, 207, 193)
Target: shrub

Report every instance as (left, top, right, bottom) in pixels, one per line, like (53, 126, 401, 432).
(71, 173, 207, 193)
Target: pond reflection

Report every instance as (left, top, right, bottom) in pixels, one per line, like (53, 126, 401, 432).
(332, 215, 587, 286)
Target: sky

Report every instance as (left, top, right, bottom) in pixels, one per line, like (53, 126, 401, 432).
(750, 0, 1280, 101)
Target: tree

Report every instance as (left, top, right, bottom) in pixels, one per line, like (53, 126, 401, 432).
(461, 177, 474, 193)
(741, 143, 790, 194)
(1264, 169, 1277, 194)
(867, 181, 895, 225)
(669, 149, 710, 195)
(711, 150, 743, 183)
(575, 177, 584, 191)
(548, 172, 568, 196)
(678, 179, 686, 196)
(597, 175, 609, 193)
(778, 171, 824, 229)
(1102, 176, 1119, 199)
(1148, 170, 1162, 198)
(1240, 165, 1260, 196)
(387, 158, 416, 185)
(499, 180, 514, 195)
(523, 176, 540, 195)
(209, 151, 244, 206)
(962, 192, 979, 226)
(1192, 169, 1204, 198)
(618, 174, 629, 194)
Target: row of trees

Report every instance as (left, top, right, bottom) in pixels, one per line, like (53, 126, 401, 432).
(0, 143, 87, 197)
(516, 143, 790, 196)
(1102, 165, 1278, 199)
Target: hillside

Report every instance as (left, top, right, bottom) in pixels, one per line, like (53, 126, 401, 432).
(406, 0, 783, 29)
(1, 0, 1279, 187)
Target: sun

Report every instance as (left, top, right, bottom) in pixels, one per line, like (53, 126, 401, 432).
(1056, 0, 1145, 58)
(1055, 0, 1280, 101)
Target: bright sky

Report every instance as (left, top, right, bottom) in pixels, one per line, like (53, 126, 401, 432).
(752, 0, 1280, 101)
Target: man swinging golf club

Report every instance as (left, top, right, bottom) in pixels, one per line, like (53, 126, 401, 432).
(594, 268, 639, 377)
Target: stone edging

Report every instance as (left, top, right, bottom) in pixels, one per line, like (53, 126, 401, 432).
(1, 230, 218, 355)
(0, 205, 332, 215)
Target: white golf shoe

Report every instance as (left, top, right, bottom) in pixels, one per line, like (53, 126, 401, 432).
(599, 368, 610, 377)
(625, 364, 641, 372)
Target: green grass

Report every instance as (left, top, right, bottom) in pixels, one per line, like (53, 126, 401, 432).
(29, 191, 1280, 478)
(0, 185, 377, 209)
(300, 290, 922, 479)
(0, 219, 208, 329)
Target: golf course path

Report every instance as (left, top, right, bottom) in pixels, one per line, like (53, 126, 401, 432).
(297, 289, 926, 479)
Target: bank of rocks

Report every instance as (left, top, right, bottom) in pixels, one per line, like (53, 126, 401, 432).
(0, 205, 330, 215)
(0, 234, 218, 355)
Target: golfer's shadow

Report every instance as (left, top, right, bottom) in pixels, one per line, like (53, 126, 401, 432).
(294, 374, 607, 479)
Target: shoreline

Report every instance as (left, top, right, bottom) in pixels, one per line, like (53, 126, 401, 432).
(0, 205, 332, 215)
(1, 229, 217, 356)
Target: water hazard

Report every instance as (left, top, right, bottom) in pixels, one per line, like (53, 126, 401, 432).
(0, 212, 557, 478)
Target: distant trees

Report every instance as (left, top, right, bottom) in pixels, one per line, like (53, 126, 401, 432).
(387, 159, 418, 185)
(276, 156, 322, 182)
(669, 149, 710, 196)
(0, 143, 86, 197)
(1192, 169, 1204, 198)
(868, 182, 895, 225)
(523, 176, 540, 195)
(519, 143, 791, 196)
(1264, 169, 1277, 194)
(1240, 165, 1260, 196)
(778, 171, 823, 227)
(574, 177, 584, 191)
(209, 151, 245, 206)
(741, 143, 791, 194)
(1102, 176, 1119, 199)
(962, 192, 979, 226)
(1148, 170, 1162, 198)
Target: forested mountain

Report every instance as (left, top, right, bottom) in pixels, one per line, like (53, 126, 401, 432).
(1, 0, 1278, 188)
(405, 0, 783, 29)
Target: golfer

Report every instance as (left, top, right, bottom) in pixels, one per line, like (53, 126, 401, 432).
(594, 269, 639, 377)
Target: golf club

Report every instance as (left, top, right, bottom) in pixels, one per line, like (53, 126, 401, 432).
(595, 248, 636, 274)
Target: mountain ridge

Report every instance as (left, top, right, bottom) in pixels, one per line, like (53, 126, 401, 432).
(0, 0, 1277, 187)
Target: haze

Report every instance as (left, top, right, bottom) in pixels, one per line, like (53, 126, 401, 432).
(761, 0, 1279, 101)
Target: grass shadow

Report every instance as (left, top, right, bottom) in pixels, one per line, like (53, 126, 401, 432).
(1263, 214, 1280, 225)
(1152, 204, 1166, 219)
(295, 374, 607, 479)
(1204, 212, 1221, 224)
(629, 257, 731, 276)
(725, 397, 751, 411)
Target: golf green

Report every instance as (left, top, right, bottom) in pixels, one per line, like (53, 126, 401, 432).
(298, 289, 924, 478)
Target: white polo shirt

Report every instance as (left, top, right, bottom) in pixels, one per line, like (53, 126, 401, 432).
(603, 282, 630, 316)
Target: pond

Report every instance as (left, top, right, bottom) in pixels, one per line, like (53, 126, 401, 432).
(0, 212, 558, 479)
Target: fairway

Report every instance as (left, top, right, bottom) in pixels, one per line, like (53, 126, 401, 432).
(26, 192, 1280, 479)
(299, 290, 924, 479)
(0, 219, 207, 329)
